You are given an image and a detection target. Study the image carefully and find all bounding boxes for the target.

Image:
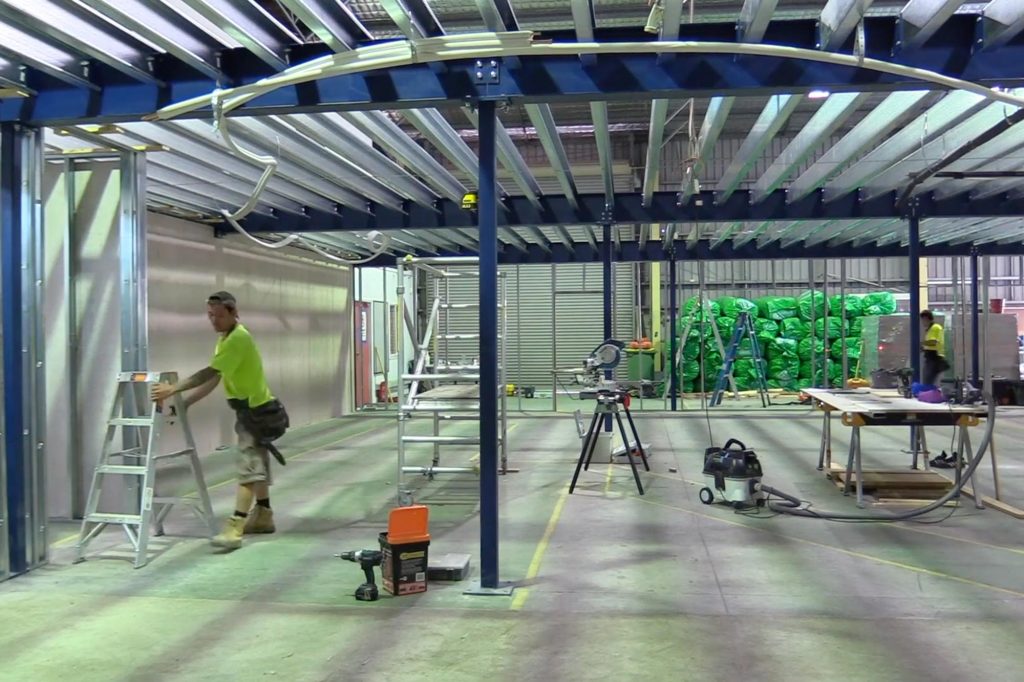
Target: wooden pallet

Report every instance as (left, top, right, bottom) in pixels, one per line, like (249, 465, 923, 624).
(828, 465, 953, 502)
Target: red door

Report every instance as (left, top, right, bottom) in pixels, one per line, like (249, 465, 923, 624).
(354, 302, 373, 407)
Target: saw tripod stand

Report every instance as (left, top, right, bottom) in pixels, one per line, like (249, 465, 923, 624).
(569, 389, 649, 495)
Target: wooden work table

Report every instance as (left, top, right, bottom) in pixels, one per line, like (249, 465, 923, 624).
(802, 388, 988, 508)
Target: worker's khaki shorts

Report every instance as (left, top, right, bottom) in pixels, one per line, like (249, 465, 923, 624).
(235, 420, 273, 486)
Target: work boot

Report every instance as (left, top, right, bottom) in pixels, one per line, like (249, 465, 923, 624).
(243, 507, 276, 535)
(211, 516, 245, 549)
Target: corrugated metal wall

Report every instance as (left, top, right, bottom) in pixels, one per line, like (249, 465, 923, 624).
(671, 258, 910, 301)
(929, 256, 1024, 306)
(414, 262, 636, 390)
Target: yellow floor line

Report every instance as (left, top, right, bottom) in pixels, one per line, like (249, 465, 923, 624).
(511, 485, 570, 611)
(49, 422, 390, 549)
(632, 496, 1024, 600)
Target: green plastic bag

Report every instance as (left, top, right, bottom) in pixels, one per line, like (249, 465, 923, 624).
(753, 318, 780, 343)
(779, 318, 810, 340)
(814, 317, 847, 339)
(768, 357, 800, 381)
(756, 296, 799, 321)
(716, 317, 737, 337)
(683, 297, 720, 320)
(768, 337, 799, 360)
(681, 359, 701, 380)
(680, 380, 695, 393)
(830, 337, 862, 361)
(862, 291, 897, 316)
(797, 290, 826, 322)
(828, 294, 863, 319)
(717, 296, 758, 319)
(849, 317, 863, 338)
(798, 337, 826, 361)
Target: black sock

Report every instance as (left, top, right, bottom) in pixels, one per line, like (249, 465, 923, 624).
(233, 510, 248, 519)
(256, 498, 271, 509)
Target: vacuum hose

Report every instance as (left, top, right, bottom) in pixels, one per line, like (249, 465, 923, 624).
(760, 393, 997, 521)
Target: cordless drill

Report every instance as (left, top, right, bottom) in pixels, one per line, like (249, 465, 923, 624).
(337, 549, 383, 602)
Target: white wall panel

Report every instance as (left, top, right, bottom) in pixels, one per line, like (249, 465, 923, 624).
(43, 156, 358, 522)
(147, 214, 353, 460)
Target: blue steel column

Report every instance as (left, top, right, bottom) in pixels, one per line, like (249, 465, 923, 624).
(477, 101, 500, 590)
(669, 254, 678, 411)
(602, 224, 612, 348)
(908, 205, 922, 382)
(1, 123, 26, 574)
(602, 223, 613, 431)
(969, 249, 980, 384)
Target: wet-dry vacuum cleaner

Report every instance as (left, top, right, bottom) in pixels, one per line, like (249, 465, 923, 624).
(699, 439, 765, 508)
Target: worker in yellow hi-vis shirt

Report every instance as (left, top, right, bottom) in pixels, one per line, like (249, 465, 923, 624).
(920, 310, 950, 387)
(151, 291, 287, 551)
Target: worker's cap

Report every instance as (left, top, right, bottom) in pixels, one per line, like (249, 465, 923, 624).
(207, 291, 237, 309)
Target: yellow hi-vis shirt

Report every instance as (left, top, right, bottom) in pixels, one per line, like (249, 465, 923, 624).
(210, 324, 273, 407)
(925, 323, 945, 357)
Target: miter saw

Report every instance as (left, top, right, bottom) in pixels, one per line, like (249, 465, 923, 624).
(582, 339, 625, 384)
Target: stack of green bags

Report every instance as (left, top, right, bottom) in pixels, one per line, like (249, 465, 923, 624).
(672, 290, 897, 394)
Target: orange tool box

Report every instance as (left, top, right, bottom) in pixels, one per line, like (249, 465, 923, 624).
(378, 505, 431, 596)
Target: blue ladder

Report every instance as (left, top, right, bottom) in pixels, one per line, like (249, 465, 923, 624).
(709, 312, 771, 407)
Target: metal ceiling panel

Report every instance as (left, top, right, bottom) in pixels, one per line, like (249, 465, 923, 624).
(77, 0, 223, 79)
(276, 0, 372, 52)
(860, 93, 1024, 200)
(911, 124, 1024, 197)
(642, 99, 669, 207)
(787, 91, 930, 202)
(820, 0, 875, 49)
(751, 92, 868, 202)
(715, 94, 802, 202)
(165, 119, 371, 209)
(823, 90, 990, 201)
(463, 107, 543, 205)
(0, 0, 161, 84)
(115, 122, 338, 211)
(0, 17, 96, 89)
(178, 0, 300, 70)
(899, 0, 964, 49)
(335, 112, 465, 202)
(524, 104, 579, 207)
(283, 113, 437, 206)
(737, 0, 779, 41)
(686, 0, 778, 203)
(234, 116, 406, 208)
(981, 0, 1024, 48)
(378, 0, 445, 38)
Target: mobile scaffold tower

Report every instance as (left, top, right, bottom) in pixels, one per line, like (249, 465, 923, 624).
(396, 256, 508, 506)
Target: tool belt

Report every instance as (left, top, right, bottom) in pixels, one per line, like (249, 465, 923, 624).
(228, 398, 290, 466)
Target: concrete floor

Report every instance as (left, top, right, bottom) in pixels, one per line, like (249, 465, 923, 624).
(4, 407, 1024, 681)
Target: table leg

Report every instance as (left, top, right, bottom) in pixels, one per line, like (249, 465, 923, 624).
(911, 425, 920, 470)
(844, 426, 857, 497)
(990, 434, 1002, 501)
(854, 427, 865, 509)
(817, 410, 828, 471)
(825, 414, 832, 469)
(961, 426, 983, 510)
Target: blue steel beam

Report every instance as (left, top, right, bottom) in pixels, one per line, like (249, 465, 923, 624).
(7, 16, 1024, 124)
(363, 236, 1024, 267)
(233, 188, 1024, 234)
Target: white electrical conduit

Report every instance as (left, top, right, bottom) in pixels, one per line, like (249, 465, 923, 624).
(150, 31, 1024, 261)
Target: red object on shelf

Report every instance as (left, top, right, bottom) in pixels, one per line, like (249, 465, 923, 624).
(991, 298, 1004, 313)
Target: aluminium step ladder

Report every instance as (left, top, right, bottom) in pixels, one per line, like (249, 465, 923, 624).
(664, 309, 735, 404)
(395, 257, 509, 506)
(710, 312, 772, 408)
(75, 371, 216, 568)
